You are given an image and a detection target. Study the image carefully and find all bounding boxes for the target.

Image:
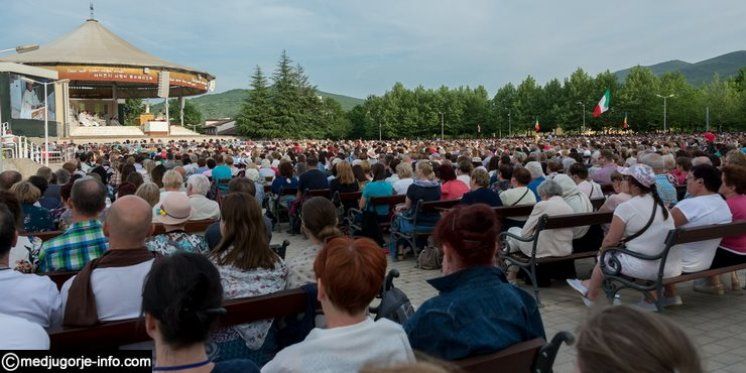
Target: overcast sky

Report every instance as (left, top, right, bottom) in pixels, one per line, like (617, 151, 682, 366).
(2, 0, 745, 98)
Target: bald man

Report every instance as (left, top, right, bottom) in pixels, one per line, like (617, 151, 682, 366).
(59, 196, 160, 326)
(0, 171, 22, 191)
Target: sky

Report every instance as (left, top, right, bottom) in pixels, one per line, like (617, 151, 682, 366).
(2, 0, 746, 98)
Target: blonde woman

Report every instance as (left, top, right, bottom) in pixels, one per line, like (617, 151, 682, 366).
(11, 181, 54, 232)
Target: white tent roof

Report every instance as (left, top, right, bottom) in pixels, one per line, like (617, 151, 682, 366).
(1, 19, 213, 79)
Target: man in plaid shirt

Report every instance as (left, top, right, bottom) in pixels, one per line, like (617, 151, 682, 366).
(38, 178, 108, 272)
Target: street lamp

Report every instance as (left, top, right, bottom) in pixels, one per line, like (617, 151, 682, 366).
(577, 101, 586, 134)
(20, 76, 69, 166)
(504, 108, 512, 137)
(656, 94, 675, 132)
(0, 44, 39, 55)
(439, 112, 444, 139)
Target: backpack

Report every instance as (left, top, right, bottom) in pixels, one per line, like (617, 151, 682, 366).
(370, 270, 415, 325)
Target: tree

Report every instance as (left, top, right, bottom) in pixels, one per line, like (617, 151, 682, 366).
(121, 98, 143, 126)
(168, 99, 203, 130)
(618, 66, 660, 132)
(236, 66, 275, 138)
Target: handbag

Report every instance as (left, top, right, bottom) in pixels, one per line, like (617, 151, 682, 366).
(417, 242, 443, 270)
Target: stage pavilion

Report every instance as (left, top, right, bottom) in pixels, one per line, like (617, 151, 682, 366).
(0, 15, 215, 140)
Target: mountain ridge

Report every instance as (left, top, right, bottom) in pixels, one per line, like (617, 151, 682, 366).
(614, 50, 746, 85)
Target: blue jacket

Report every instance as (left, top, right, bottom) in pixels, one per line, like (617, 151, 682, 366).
(404, 266, 545, 361)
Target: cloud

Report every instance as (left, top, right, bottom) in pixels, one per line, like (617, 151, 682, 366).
(1, 0, 745, 98)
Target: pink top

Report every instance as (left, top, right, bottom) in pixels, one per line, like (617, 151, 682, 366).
(441, 180, 469, 200)
(721, 194, 746, 254)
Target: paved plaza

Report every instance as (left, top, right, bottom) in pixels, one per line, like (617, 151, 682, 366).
(273, 232, 746, 373)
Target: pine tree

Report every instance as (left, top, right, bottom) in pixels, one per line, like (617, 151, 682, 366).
(237, 66, 274, 138)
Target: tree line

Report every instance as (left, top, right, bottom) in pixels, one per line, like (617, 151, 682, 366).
(235, 52, 746, 139)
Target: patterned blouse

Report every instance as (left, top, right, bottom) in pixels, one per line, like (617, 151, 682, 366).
(210, 252, 288, 350)
(146, 231, 209, 256)
(285, 244, 321, 289)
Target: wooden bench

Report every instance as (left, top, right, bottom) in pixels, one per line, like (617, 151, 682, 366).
(601, 220, 746, 312)
(346, 194, 406, 234)
(500, 211, 614, 304)
(389, 199, 461, 257)
(22, 219, 220, 243)
(304, 188, 332, 199)
(151, 219, 217, 236)
(43, 240, 291, 290)
(454, 331, 574, 373)
(49, 288, 311, 351)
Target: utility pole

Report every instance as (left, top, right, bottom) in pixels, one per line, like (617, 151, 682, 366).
(577, 101, 586, 134)
(705, 106, 710, 131)
(378, 121, 382, 141)
(656, 93, 675, 132)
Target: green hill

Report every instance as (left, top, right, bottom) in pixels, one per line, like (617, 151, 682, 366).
(153, 89, 363, 121)
(614, 51, 746, 85)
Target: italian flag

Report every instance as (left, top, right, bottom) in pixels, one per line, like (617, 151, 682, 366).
(534, 118, 541, 132)
(623, 112, 629, 129)
(593, 89, 611, 117)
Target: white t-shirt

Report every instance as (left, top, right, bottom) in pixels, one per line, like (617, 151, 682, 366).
(0, 269, 61, 329)
(393, 178, 414, 196)
(612, 194, 677, 280)
(577, 180, 603, 200)
(0, 313, 50, 350)
(675, 194, 732, 273)
(61, 259, 155, 323)
(457, 174, 471, 187)
(261, 317, 415, 373)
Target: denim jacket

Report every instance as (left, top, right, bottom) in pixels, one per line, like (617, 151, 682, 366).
(404, 266, 545, 361)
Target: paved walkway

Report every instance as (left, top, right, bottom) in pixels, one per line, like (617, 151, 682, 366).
(273, 232, 746, 373)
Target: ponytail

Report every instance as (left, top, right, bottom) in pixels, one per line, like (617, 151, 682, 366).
(316, 225, 343, 243)
(649, 185, 669, 220)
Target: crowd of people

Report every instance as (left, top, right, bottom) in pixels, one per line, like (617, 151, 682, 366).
(0, 131, 743, 372)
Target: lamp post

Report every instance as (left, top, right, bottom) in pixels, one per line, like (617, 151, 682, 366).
(656, 94, 675, 132)
(379, 121, 382, 141)
(577, 101, 585, 134)
(439, 112, 444, 139)
(503, 108, 512, 137)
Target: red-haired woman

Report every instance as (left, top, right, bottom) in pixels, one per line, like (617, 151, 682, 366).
(263, 237, 415, 372)
(404, 204, 545, 361)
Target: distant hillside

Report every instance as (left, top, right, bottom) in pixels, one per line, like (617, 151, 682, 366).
(153, 89, 363, 121)
(614, 51, 746, 85)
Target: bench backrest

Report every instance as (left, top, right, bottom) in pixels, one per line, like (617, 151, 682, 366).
(42, 240, 292, 290)
(666, 220, 746, 247)
(19, 230, 63, 242)
(368, 194, 406, 208)
(304, 188, 332, 199)
(454, 338, 545, 373)
(22, 219, 219, 243)
(151, 219, 217, 236)
(336, 191, 362, 202)
(418, 198, 461, 213)
(493, 204, 535, 220)
(541, 211, 613, 230)
(49, 288, 310, 351)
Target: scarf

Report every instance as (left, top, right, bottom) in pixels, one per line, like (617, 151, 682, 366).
(63, 248, 161, 327)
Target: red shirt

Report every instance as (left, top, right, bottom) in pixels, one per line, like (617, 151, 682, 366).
(441, 180, 470, 200)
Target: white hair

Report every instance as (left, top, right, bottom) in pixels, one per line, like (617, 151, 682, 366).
(525, 161, 545, 179)
(187, 174, 211, 196)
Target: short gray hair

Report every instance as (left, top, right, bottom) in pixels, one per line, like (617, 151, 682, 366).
(525, 161, 545, 179)
(537, 179, 563, 199)
(54, 169, 71, 184)
(187, 174, 211, 196)
(640, 153, 665, 172)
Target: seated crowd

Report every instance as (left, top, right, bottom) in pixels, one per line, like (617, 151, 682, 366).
(0, 132, 743, 371)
